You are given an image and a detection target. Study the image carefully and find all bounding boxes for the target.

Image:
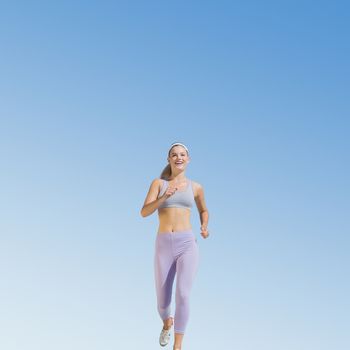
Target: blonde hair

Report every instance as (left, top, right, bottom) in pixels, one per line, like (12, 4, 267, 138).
(160, 142, 189, 180)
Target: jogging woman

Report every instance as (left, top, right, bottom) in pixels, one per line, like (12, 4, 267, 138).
(140, 142, 210, 350)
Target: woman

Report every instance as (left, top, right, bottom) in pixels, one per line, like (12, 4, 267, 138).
(140, 142, 210, 350)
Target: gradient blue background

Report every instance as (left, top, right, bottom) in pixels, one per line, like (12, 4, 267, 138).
(0, 1, 349, 349)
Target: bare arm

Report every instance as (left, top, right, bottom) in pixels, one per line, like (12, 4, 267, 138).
(200, 210, 209, 230)
(140, 179, 177, 217)
(194, 183, 210, 238)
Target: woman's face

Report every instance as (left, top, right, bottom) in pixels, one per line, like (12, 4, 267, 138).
(167, 145, 190, 171)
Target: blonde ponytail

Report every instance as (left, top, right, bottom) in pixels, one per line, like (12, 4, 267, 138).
(160, 163, 171, 180)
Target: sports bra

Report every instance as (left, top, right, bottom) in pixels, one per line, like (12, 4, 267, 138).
(158, 178, 195, 210)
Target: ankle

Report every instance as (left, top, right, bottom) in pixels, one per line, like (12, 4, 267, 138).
(163, 317, 173, 330)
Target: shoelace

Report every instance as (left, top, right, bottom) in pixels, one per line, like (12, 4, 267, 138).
(159, 330, 170, 346)
(160, 328, 171, 338)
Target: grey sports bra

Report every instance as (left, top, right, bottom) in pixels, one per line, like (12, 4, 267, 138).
(158, 178, 195, 210)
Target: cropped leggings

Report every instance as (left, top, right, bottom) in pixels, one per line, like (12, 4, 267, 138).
(154, 230, 199, 334)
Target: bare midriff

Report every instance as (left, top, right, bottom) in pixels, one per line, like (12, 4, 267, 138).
(157, 207, 192, 233)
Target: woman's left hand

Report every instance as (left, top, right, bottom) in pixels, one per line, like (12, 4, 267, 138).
(200, 226, 210, 239)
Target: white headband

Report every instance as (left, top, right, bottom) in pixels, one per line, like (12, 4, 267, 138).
(169, 142, 189, 153)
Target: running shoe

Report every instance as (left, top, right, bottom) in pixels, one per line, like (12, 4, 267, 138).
(159, 318, 173, 347)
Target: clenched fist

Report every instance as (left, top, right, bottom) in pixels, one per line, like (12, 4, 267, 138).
(162, 185, 178, 199)
(200, 226, 209, 239)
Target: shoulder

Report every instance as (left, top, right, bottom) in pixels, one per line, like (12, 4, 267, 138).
(151, 178, 166, 190)
(190, 179, 204, 197)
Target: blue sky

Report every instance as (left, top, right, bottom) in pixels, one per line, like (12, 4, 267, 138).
(0, 1, 349, 349)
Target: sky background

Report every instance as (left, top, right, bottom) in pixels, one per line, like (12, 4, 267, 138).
(0, 1, 349, 349)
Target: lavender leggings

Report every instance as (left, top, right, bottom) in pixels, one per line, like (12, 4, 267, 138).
(154, 230, 199, 334)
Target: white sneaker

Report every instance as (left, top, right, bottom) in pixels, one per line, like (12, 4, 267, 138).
(159, 318, 173, 347)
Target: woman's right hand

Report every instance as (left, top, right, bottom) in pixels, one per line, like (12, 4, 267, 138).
(162, 185, 178, 199)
